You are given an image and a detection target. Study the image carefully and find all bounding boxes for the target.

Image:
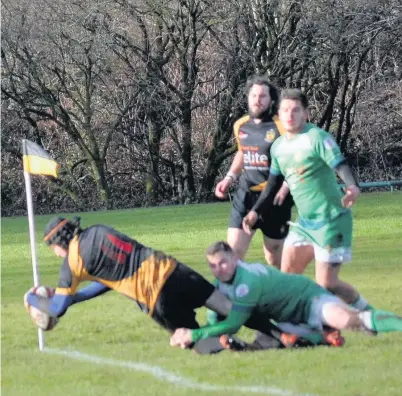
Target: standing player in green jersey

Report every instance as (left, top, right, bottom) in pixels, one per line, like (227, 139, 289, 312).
(242, 89, 371, 311)
(170, 242, 402, 348)
(214, 75, 292, 268)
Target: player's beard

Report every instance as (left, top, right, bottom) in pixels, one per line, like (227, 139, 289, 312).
(249, 106, 271, 120)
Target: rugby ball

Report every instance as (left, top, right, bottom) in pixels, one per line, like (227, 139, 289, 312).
(26, 286, 59, 331)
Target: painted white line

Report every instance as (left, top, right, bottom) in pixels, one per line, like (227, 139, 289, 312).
(45, 348, 318, 396)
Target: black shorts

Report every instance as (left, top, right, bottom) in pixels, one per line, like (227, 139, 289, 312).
(151, 262, 215, 332)
(229, 187, 293, 240)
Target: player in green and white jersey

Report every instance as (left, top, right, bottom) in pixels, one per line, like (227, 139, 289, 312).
(170, 242, 402, 348)
(243, 89, 372, 311)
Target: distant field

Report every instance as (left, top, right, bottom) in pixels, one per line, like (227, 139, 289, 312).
(2, 192, 402, 396)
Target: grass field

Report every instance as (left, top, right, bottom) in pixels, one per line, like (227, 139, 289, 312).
(2, 192, 402, 396)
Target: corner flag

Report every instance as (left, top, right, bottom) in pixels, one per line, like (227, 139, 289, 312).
(22, 139, 59, 177)
(22, 139, 59, 351)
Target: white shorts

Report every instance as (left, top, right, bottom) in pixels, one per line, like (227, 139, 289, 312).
(284, 230, 352, 264)
(307, 294, 354, 330)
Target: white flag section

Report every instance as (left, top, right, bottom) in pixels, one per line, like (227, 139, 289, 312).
(23, 169, 46, 351)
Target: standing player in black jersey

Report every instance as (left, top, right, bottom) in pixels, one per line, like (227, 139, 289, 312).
(215, 75, 292, 268)
(24, 216, 313, 352)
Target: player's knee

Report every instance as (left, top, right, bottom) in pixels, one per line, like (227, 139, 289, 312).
(264, 251, 281, 269)
(280, 258, 295, 273)
(264, 240, 283, 267)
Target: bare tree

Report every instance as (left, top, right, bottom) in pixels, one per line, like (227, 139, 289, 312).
(2, 0, 401, 216)
(2, 0, 141, 208)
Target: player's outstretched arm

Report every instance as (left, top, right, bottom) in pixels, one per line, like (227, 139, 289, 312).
(25, 282, 110, 318)
(26, 293, 72, 318)
(171, 307, 252, 348)
(71, 281, 111, 305)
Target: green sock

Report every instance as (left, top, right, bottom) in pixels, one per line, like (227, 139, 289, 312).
(370, 309, 402, 333)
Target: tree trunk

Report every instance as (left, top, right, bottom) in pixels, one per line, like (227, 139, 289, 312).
(145, 117, 163, 206)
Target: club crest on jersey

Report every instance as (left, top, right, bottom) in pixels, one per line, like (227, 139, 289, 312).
(265, 129, 276, 143)
(238, 130, 248, 139)
(235, 284, 249, 298)
(324, 137, 337, 150)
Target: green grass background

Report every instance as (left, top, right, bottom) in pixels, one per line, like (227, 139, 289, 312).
(2, 192, 402, 396)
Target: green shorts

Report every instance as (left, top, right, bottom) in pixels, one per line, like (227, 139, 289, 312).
(285, 211, 353, 264)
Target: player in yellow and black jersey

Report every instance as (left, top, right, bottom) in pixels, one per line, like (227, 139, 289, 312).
(25, 216, 227, 331)
(24, 216, 318, 352)
(215, 75, 293, 268)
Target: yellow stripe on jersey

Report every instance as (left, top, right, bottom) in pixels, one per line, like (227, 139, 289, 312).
(233, 115, 251, 150)
(249, 181, 267, 192)
(55, 236, 86, 296)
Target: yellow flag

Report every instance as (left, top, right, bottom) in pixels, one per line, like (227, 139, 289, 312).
(22, 139, 59, 178)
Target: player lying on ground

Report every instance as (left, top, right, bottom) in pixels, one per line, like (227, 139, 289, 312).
(243, 88, 373, 312)
(170, 241, 402, 349)
(24, 216, 322, 353)
(203, 308, 342, 352)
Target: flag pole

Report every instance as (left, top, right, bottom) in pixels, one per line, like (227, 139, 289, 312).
(22, 138, 59, 351)
(23, 165, 46, 352)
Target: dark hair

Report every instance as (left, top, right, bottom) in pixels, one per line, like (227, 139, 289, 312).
(280, 89, 309, 109)
(246, 74, 279, 115)
(44, 216, 83, 249)
(206, 241, 234, 256)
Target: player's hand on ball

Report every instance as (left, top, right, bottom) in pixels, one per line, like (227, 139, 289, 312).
(242, 210, 258, 235)
(170, 328, 192, 349)
(24, 287, 35, 310)
(24, 286, 59, 331)
(342, 185, 360, 208)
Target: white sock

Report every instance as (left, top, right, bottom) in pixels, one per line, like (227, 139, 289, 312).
(351, 295, 370, 311)
(358, 311, 374, 331)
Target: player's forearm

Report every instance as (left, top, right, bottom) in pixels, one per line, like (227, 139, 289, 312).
(252, 173, 284, 214)
(225, 151, 243, 182)
(27, 293, 72, 318)
(335, 161, 359, 187)
(230, 150, 244, 174)
(191, 320, 241, 342)
(71, 281, 111, 305)
(191, 309, 250, 342)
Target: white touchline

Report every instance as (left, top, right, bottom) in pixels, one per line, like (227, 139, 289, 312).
(45, 348, 318, 396)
